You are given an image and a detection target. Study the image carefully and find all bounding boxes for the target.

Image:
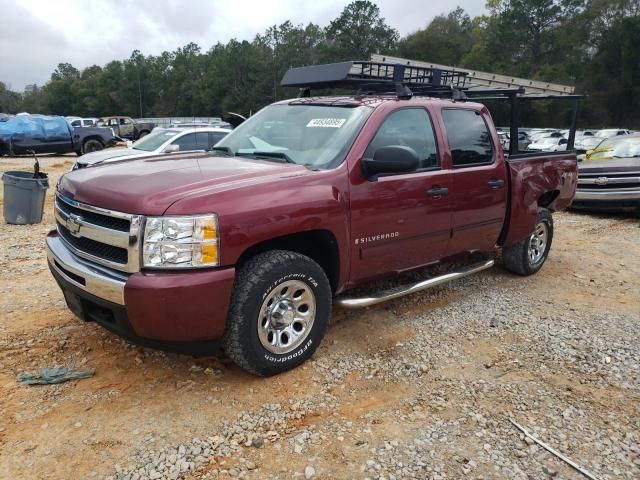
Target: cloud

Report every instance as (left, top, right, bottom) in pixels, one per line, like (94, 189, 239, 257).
(0, 0, 486, 91)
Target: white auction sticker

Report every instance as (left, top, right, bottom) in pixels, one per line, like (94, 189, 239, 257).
(306, 118, 346, 128)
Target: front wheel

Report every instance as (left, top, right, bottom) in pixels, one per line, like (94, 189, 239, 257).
(223, 250, 331, 376)
(502, 208, 553, 276)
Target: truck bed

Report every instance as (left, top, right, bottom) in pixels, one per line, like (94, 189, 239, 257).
(502, 151, 578, 246)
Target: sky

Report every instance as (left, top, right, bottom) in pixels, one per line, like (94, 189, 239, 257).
(0, 0, 486, 91)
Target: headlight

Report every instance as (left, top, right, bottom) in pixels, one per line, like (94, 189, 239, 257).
(142, 214, 219, 268)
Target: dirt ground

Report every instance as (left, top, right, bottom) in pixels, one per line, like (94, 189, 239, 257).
(0, 155, 638, 480)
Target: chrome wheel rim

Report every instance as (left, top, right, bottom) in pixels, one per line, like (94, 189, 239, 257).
(258, 280, 316, 355)
(528, 222, 548, 264)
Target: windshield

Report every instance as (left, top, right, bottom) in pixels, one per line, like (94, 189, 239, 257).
(589, 136, 640, 160)
(132, 129, 180, 152)
(215, 104, 372, 169)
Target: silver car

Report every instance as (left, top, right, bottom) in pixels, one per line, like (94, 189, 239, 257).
(72, 126, 231, 169)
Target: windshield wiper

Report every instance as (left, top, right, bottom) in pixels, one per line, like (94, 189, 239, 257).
(238, 151, 296, 164)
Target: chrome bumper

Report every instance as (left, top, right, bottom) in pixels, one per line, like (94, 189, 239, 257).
(574, 189, 640, 201)
(46, 232, 127, 305)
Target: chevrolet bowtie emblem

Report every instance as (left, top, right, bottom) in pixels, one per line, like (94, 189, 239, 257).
(67, 213, 83, 236)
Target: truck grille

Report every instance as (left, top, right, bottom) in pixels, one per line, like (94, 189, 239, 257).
(578, 172, 640, 190)
(56, 196, 130, 232)
(55, 193, 143, 273)
(58, 223, 128, 264)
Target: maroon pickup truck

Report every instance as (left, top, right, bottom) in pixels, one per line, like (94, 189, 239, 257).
(46, 62, 578, 375)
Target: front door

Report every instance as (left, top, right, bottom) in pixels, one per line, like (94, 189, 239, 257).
(440, 108, 507, 254)
(349, 107, 452, 284)
(119, 118, 135, 139)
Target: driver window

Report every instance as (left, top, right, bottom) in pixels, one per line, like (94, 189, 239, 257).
(364, 108, 439, 170)
(109, 118, 118, 126)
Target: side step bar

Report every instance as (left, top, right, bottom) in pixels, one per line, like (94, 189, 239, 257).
(335, 259, 495, 309)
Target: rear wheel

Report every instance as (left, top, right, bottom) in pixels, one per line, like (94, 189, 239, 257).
(502, 208, 553, 276)
(223, 250, 331, 376)
(137, 131, 149, 139)
(82, 139, 103, 155)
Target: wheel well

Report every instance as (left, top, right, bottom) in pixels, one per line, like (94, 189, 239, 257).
(236, 230, 340, 292)
(538, 190, 559, 209)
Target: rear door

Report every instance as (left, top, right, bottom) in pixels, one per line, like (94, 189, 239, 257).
(440, 108, 507, 254)
(349, 106, 452, 283)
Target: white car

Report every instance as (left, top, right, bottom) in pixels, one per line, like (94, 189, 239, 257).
(527, 136, 568, 152)
(595, 129, 631, 139)
(72, 126, 231, 169)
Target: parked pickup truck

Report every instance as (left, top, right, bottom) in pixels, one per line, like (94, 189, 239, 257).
(0, 114, 117, 156)
(97, 116, 155, 140)
(46, 62, 578, 376)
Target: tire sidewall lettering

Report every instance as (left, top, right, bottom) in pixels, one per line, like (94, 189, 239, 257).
(263, 338, 313, 363)
(261, 273, 316, 300)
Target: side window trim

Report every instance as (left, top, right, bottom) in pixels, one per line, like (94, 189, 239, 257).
(364, 107, 441, 175)
(442, 107, 496, 169)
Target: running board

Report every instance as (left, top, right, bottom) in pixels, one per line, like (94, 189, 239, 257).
(335, 259, 495, 309)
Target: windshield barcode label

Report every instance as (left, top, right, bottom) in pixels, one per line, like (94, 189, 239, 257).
(306, 118, 346, 128)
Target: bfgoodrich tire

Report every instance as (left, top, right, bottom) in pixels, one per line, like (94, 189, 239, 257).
(502, 208, 554, 276)
(223, 250, 331, 376)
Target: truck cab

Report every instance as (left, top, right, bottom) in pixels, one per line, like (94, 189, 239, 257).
(46, 61, 578, 376)
(98, 116, 155, 140)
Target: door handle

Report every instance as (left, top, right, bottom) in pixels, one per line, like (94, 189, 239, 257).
(427, 186, 449, 197)
(487, 179, 505, 189)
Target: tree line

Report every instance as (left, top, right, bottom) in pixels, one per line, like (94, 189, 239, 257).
(0, 0, 638, 128)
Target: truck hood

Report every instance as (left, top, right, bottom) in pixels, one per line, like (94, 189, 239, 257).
(58, 152, 310, 215)
(579, 157, 640, 174)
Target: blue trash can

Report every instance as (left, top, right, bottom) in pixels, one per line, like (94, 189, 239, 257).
(2, 171, 50, 224)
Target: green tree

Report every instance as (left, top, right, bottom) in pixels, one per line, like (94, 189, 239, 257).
(485, 0, 585, 76)
(324, 1, 399, 60)
(45, 63, 80, 115)
(398, 7, 474, 66)
(582, 15, 640, 126)
(0, 81, 21, 113)
(20, 84, 48, 114)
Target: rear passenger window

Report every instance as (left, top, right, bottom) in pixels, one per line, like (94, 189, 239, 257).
(364, 108, 439, 170)
(442, 109, 494, 167)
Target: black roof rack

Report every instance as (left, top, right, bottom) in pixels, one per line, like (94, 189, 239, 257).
(281, 61, 469, 99)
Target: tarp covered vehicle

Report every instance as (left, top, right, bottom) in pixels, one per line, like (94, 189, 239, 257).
(0, 114, 117, 156)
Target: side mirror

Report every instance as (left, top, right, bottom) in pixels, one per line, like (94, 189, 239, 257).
(362, 145, 419, 178)
(163, 144, 180, 153)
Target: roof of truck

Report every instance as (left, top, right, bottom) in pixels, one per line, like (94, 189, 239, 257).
(277, 95, 485, 109)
